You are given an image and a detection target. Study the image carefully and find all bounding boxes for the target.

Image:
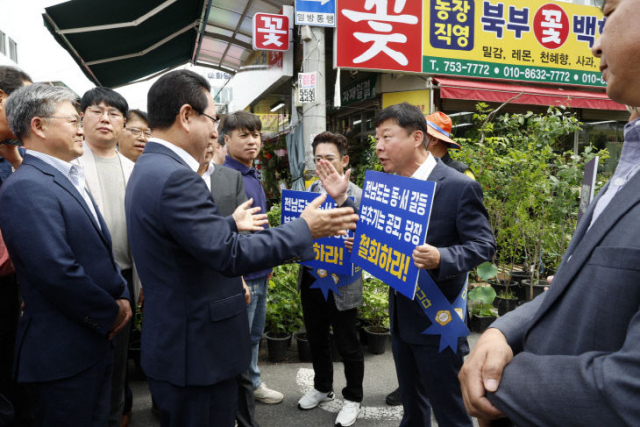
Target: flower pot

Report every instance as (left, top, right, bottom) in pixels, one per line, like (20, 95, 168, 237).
(495, 297, 518, 316)
(265, 331, 292, 363)
(294, 331, 312, 363)
(509, 271, 529, 285)
(521, 279, 548, 301)
(364, 325, 390, 355)
(489, 280, 517, 306)
(470, 314, 497, 333)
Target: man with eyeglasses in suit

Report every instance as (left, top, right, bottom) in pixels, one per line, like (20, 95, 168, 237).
(0, 83, 131, 427)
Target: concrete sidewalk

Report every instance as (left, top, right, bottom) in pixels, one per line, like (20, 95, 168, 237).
(128, 333, 481, 427)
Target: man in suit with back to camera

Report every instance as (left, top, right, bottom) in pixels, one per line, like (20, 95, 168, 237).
(374, 102, 495, 427)
(125, 69, 359, 427)
(459, 1, 640, 425)
(0, 83, 131, 427)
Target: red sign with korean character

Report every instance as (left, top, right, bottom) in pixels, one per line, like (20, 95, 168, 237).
(253, 13, 290, 52)
(336, 0, 423, 73)
(533, 3, 569, 50)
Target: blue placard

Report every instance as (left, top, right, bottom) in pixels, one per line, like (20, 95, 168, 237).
(281, 189, 354, 275)
(350, 171, 435, 299)
(295, 0, 336, 27)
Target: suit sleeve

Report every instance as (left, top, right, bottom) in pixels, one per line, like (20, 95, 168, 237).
(487, 307, 640, 426)
(435, 179, 496, 280)
(0, 180, 119, 335)
(161, 168, 315, 277)
(489, 292, 547, 353)
(235, 171, 248, 207)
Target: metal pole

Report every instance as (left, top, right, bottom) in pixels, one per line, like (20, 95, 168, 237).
(301, 25, 326, 180)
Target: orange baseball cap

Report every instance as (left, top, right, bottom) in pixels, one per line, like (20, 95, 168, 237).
(425, 112, 461, 149)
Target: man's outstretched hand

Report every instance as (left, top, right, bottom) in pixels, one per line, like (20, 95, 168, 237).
(459, 328, 513, 426)
(232, 198, 269, 232)
(300, 193, 359, 239)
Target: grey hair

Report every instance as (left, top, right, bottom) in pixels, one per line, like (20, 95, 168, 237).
(6, 83, 78, 139)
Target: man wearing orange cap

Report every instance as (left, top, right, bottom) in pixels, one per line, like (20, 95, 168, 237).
(425, 112, 475, 180)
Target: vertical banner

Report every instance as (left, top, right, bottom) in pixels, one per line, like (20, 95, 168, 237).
(298, 72, 317, 104)
(281, 190, 355, 275)
(578, 156, 599, 223)
(351, 171, 435, 299)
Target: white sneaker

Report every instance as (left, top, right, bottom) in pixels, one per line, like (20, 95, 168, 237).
(335, 400, 360, 426)
(297, 388, 335, 410)
(254, 383, 284, 404)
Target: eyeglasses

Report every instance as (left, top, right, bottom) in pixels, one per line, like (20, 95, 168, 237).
(85, 107, 123, 120)
(126, 127, 152, 138)
(45, 115, 84, 130)
(313, 155, 337, 164)
(197, 111, 220, 130)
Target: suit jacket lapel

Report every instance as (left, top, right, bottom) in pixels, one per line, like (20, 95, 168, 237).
(426, 159, 448, 198)
(76, 146, 104, 213)
(527, 176, 640, 330)
(26, 156, 109, 246)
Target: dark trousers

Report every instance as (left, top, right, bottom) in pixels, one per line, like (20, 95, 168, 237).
(27, 348, 113, 427)
(148, 377, 237, 427)
(236, 371, 259, 427)
(0, 274, 32, 427)
(108, 268, 133, 427)
(300, 283, 364, 402)
(392, 333, 472, 427)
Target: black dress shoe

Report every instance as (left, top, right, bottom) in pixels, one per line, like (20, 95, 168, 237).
(385, 388, 402, 406)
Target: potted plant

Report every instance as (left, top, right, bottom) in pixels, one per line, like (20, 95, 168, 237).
(468, 285, 497, 333)
(358, 274, 390, 355)
(265, 264, 304, 362)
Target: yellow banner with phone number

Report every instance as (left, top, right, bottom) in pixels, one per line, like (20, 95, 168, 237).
(422, 0, 605, 87)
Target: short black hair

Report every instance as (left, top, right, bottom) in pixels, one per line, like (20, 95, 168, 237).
(0, 66, 32, 95)
(126, 109, 149, 125)
(147, 70, 210, 130)
(374, 102, 428, 140)
(80, 87, 128, 116)
(312, 131, 349, 156)
(221, 110, 261, 136)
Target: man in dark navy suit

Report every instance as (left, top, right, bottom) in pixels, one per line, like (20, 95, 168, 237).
(125, 69, 358, 427)
(374, 103, 495, 427)
(0, 84, 132, 427)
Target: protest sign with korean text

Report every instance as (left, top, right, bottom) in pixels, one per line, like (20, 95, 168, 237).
(253, 13, 290, 51)
(351, 171, 435, 299)
(281, 190, 355, 275)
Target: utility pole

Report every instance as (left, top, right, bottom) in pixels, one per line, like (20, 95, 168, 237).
(300, 25, 326, 182)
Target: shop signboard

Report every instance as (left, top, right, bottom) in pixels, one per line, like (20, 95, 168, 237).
(335, 0, 423, 73)
(423, 0, 605, 87)
(335, 0, 605, 87)
(253, 13, 290, 51)
(295, 0, 337, 27)
(340, 76, 377, 106)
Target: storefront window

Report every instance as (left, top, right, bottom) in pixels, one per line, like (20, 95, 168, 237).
(578, 120, 626, 173)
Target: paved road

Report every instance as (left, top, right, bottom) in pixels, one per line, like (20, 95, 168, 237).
(128, 333, 481, 427)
